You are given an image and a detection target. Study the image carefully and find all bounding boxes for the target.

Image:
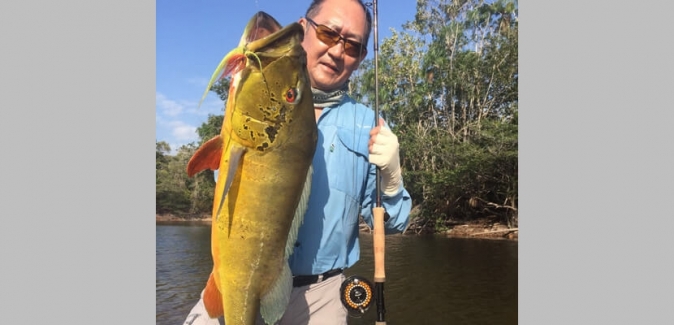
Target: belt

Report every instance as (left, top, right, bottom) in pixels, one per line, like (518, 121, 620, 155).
(292, 269, 343, 287)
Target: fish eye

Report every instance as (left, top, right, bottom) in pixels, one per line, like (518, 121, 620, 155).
(285, 88, 298, 103)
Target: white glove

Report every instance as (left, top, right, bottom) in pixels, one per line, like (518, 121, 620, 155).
(369, 119, 403, 196)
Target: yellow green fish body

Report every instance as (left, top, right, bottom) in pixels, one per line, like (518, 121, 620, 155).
(187, 11, 317, 325)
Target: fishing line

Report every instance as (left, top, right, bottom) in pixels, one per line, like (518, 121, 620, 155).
(339, 1, 382, 320)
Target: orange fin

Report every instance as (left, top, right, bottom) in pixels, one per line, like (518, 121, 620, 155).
(186, 135, 223, 177)
(202, 272, 224, 318)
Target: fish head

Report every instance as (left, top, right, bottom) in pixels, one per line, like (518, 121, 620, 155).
(222, 12, 314, 153)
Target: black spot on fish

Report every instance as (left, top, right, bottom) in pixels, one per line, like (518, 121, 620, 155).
(265, 125, 277, 142)
(256, 142, 269, 151)
(294, 241, 300, 247)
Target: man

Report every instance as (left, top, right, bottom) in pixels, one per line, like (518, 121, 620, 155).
(185, 0, 411, 324)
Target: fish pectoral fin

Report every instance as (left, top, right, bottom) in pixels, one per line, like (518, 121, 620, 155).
(214, 144, 247, 221)
(260, 262, 292, 325)
(186, 135, 223, 177)
(202, 272, 224, 319)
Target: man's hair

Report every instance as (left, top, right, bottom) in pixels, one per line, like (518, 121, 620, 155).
(304, 0, 372, 48)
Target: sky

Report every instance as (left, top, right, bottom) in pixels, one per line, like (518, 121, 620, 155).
(156, 0, 419, 154)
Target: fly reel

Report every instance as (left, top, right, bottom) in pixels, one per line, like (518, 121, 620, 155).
(340, 275, 374, 315)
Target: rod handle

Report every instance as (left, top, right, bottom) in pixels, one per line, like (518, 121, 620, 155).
(372, 206, 386, 280)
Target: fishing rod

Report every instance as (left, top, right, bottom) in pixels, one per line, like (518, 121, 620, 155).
(339, 1, 387, 323)
(370, 0, 387, 324)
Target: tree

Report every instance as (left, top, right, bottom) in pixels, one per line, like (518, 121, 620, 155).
(156, 142, 193, 214)
(210, 78, 231, 102)
(156, 78, 228, 216)
(156, 141, 170, 170)
(351, 0, 518, 228)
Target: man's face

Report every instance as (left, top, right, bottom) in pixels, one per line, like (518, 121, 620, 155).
(300, 0, 368, 92)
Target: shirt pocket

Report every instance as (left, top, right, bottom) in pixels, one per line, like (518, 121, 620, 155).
(336, 128, 369, 158)
(328, 128, 370, 202)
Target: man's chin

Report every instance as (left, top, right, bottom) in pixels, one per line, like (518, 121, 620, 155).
(312, 78, 343, 92)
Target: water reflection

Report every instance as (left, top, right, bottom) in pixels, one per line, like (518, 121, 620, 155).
(156, 225, 213, 325)
(346, 234, 517, 325)
(156, 225, 517, 325)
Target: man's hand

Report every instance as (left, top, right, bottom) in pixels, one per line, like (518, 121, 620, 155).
(368, 118, 402, 196)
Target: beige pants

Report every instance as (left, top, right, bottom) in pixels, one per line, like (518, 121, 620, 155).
(183, 274, 348, 325)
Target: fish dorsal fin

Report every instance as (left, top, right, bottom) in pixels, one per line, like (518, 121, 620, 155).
(214, 143, 246, 222)
(202, 272, 224, 318)
(241, 11, 282, 45)
(186, 135, 223, 177)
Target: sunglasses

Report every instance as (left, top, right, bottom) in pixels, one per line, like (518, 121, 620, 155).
(305, 17, 367, 58)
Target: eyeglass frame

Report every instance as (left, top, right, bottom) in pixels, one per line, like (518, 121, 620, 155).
(304, 17, 367, 58)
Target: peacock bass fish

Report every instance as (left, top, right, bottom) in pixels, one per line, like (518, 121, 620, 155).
(186, 11, 317, 325)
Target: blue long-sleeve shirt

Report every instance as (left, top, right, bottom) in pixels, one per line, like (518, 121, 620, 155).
(288, 95, 412, 276)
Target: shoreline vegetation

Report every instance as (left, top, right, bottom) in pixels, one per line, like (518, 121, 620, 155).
(156, 212, 518, 241)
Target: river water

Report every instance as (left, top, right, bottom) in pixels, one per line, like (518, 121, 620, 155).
(156, 224, 517, 325)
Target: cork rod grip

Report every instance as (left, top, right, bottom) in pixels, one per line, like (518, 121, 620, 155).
(372, 206, 386, 282)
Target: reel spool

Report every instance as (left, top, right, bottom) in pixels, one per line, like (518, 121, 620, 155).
(340, 275, 374, 315)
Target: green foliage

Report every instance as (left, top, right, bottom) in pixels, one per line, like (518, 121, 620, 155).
(156, 141, 170, 170)
(197, 114, 224, 141)
(351, 0, 518, 227)
(156, 72, 231, 217)
(156, 143, 193, 214)
(210, 78, 231, 102)
(156, 115, 225, 216)
(156, 140, 220, 216)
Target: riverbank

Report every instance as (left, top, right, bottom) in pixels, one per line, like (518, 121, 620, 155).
(156, 213, 518, 241)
